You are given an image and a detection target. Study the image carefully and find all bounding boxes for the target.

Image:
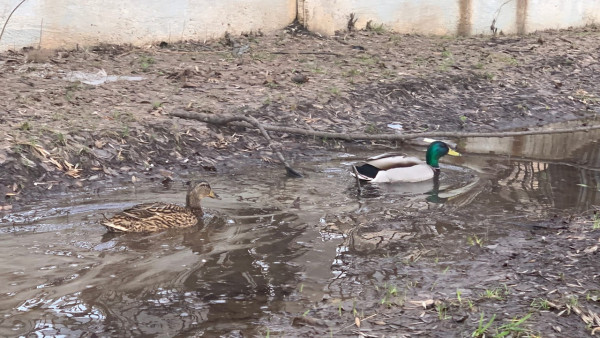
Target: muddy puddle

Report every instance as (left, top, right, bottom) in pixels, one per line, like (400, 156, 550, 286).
(1, 125, 600, 337)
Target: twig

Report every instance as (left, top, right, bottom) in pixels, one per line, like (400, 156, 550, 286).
(171, 110, 600, 141)
(38, 18, 43, 49)
(171, 110, 302, 177)
(244, 115, 303, 177)
(269, 51, 342, 56)
(0, 0, 27, 46)
(352, 165, 362, 195)
(334, 313, 378, 334)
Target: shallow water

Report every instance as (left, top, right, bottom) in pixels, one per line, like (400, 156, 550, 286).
(1, 126, 600, 337)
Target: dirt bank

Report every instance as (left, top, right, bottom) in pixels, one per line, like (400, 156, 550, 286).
(1, 25, 599, 206)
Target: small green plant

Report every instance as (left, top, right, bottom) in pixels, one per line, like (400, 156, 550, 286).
(530, 298, 550, 310)
(439, 59, 454, 71)
(310, 64, 324, 74)
(441, 50, 452, 58)
(120, 126, 130, 139)
(481, 285, 509, 300)
(380, 283, 402, 307)
(140, 55, 155, 71)
(12, 144, 23, 154)
(19, 121, 32, 131)
(55, 132, 66, 146)
(299, 284, 304, 293)
(329, 87, 340, 96)
(566, 295, 579, 309)
(265, 81, 279, 89)
(152, 101, 162, 109)
(364, 123, 379, 134)
(65, 82, 81, 101)
(472, 312, 495, 337)
(459, 115, 468, 123)
(467, 234, 484, 247)
(586, 290, 600, 301)
(357, 54, 377, 65)
(345, 68, 361, 78)
(456, 289, 463, 304)
(592, 214, 600, 230)
(495, 313, 532, 337)
(112, 111, 136, 122)
(436, 302, 449, 320)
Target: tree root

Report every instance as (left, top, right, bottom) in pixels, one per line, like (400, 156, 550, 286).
(172, 110, 303, 177)
(172, 109, 600, 141)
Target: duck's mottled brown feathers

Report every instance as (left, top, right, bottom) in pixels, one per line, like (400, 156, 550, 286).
(101, 180, 219, 233)
(103, 202, 200, 232)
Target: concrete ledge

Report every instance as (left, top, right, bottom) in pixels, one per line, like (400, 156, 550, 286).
(300, 0, 600, 36)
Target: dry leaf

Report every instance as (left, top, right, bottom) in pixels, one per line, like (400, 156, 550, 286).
(409, 299, 435, 309)
(95, 140, 105, 149)
(131, 175, 138, 183)
(354, 316, 361, 328)
(584, 246, 598, 254)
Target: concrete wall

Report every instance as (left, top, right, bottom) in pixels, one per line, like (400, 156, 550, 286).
(0, 0, 296, 50)
(1, 0, 599, 51)
(300, 0, 600, 36)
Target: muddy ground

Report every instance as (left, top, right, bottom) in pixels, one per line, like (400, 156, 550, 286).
(1, 24, 600, 336)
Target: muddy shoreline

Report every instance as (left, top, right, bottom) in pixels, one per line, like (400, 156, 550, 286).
(1, 25, 599, 206)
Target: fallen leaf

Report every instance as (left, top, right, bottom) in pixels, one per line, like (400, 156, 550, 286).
(355, 316, 361, 328)
(409, 299, 435, 309)
(95, 140, 105, 149)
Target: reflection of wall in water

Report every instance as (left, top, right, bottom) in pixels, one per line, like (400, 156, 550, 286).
(496, 160, 600, 212)
(463, 128, 600, 163)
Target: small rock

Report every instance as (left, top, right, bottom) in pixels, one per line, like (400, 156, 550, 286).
(291, 74, 309, 84)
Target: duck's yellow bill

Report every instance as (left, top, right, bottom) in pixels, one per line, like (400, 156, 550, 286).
(447, 149, 461, 156)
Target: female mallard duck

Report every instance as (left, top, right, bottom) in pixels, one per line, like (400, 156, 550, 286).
(352, 141, 461, 183)
(102, 180, 220, 232)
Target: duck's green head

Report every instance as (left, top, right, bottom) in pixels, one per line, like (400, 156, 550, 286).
(425, 141, 461, 168)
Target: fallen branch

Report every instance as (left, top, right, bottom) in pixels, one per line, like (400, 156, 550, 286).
(171, 110, 600, 142)
(172, 110, 302, 177)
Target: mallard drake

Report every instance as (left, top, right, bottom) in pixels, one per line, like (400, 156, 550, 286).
(102, 180, 220, 232)
(352, 141, 461, 183)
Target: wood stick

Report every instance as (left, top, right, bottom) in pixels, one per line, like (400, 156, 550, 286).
(172, 110, 600, 141)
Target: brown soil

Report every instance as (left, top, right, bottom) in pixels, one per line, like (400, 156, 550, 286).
(1, 24, 600, 336)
